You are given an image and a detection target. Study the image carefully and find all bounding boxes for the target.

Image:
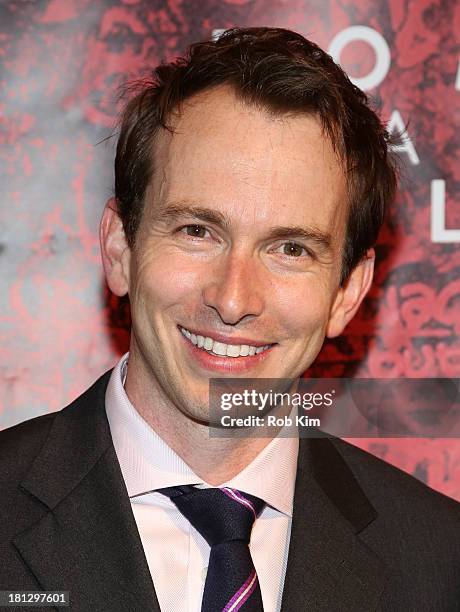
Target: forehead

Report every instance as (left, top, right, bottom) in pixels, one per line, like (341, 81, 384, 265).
(148, 85, 347, 237)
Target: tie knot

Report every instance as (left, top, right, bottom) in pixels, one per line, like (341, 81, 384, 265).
(158, 486, 265, 547)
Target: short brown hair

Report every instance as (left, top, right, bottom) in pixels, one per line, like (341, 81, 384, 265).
(115, 27, 398, 284)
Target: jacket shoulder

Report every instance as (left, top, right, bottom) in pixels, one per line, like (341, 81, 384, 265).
(330, 436, 460, 546)
(327, 439, 460, 608)
(0, 370, 112, 484)
(0, 412, 56, 484)
(332, 437, 459, 509)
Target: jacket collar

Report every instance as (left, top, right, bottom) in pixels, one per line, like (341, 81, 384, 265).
(279, 434, 388, 610)
(14, 372, 387, 611)
(14, 371, 161, 612)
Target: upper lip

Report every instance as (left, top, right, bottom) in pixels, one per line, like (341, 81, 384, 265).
(178, 325, 275, 347)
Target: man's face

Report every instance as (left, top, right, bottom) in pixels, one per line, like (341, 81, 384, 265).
(108, 85, 370, 423)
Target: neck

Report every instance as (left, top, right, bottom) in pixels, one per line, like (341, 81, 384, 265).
(124, 353, 278, 485)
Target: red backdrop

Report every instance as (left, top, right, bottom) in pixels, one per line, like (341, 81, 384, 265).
(1, 0, 459, 501)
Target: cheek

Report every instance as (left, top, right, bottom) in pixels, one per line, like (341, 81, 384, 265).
(270, 277, 333, 339)
(130, 249, 206, 311)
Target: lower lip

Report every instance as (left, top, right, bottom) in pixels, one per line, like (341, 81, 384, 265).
(178, 327, 276, 373)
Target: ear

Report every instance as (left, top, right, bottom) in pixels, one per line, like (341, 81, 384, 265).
(326, 249, 375, 338)
(99, 198, 131, 297)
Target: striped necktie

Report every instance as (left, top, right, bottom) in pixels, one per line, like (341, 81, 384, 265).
(157, 485, 265, 611)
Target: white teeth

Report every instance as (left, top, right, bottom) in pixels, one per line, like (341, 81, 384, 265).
(212, 342, 227, 356)
(226, 344, 241, 357)
(180, 327, 272, 358)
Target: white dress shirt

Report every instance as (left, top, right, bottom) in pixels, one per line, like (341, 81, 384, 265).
(105, 353, 299, 612)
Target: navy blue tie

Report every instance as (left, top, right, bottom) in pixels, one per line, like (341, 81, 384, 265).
(158, 485, 265, 611)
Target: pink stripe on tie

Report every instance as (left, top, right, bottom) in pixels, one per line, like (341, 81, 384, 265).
(223, 569, 258, 612)
(220, 487, 257, 519)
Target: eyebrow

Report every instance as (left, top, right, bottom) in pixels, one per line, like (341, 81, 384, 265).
(157, 202, 333, 252)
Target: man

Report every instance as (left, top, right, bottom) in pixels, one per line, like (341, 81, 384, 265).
(0, 27, 459, 612)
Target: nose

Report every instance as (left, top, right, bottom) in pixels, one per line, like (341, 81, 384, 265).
(202, 250, 265, 326)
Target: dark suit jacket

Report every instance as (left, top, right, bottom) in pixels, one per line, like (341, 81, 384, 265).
(0, 371, 459, 612)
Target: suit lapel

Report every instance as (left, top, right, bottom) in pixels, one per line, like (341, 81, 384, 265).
(13, 372, 160, 612)
(281, 436, 389, 611)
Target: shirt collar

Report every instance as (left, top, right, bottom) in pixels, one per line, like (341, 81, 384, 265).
(105, 353, 298, 517)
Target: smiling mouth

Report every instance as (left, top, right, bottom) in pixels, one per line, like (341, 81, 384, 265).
(179, 325, 274, 358)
